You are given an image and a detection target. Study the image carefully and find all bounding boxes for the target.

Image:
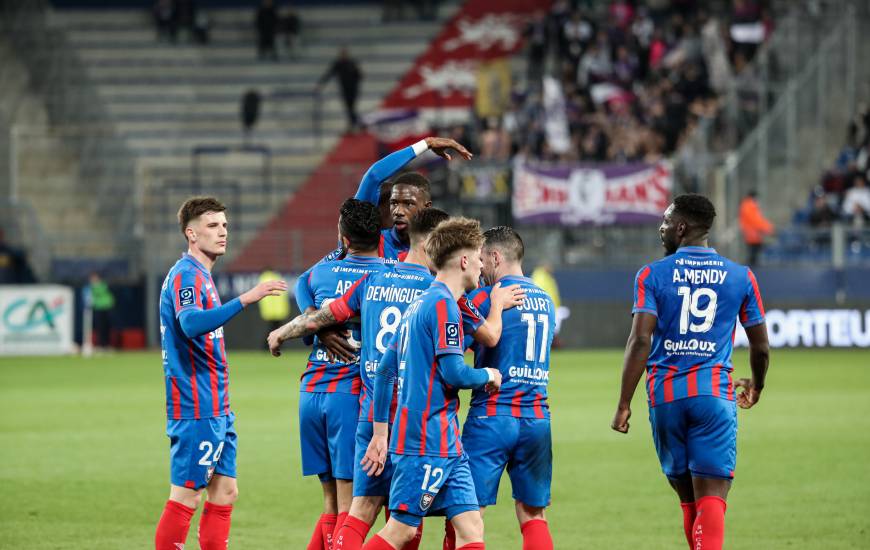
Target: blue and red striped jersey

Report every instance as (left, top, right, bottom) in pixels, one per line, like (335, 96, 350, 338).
(466, 276, 555, 419)
(159, 254, 231, 420)
(378, 227, 409, 265)
(633, 246, 765, 407)
(300, 254, 385, 394)
(388, 281, 468, 458)
(330, 263, 486, 422)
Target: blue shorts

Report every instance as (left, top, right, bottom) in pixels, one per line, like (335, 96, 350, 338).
(462, 415, 552, 507)
(353, 421, 393, 497)
(649, 396, 737, 480)
(167, 412, 237, 490)
(299, 392, 360, 481)
(388, 453, 479, 527)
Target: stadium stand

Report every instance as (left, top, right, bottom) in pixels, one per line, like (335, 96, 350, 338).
(2, 1, 458, 278)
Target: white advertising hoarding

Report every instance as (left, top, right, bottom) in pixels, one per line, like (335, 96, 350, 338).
(734, 309, 870, 348)
(0, 285, 75, 355)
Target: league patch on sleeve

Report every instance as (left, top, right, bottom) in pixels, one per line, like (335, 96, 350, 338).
(460, 298, 483, 321)
(444, 322, 460, 348)
(178, 286, 196, 307)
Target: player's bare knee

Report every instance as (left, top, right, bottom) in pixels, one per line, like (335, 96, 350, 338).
(383, 518, 418, 545)
(349, 497, 382, 525)
(452, 512, 485, 543)
(515, 501, 546, 523)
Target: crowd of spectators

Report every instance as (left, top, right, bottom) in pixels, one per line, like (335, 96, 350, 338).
(804, 107, 870, 230)
(462, 0, 773, 164)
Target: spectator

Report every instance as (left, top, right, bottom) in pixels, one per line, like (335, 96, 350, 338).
(524, 10, 549, 89)
(842, 174, 870, 228)
(255, 0, 278, 61)
(258, 267, 290, 349)
(281, 6, 301, 57)
(192, 9, 211, 44)
(808, 193, 838, 228)
(738, 190, 774, 266)
(153, 0, 178, 43)
(240, 89, 261, 138)
(0, 229, 36, 284)
(316, 47, 363, 133)
(86, 272, 115, 350)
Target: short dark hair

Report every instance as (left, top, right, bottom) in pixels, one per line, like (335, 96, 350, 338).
(392, 172, 431, 200)
(409, 207, 450, 242)
(425, 217, 484, 270)
(483, 226, 524, 262)
(339, 198, 381, 251)
(673, 194, 716, 232)
(178, 196, 226, 239)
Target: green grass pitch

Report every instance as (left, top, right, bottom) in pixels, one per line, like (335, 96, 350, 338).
(1, 349, 868, 549)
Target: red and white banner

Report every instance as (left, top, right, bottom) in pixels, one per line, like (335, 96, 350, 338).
(380, 0, 550, 110)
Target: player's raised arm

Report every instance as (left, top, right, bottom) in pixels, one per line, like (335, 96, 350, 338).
(178, 279, 287, 339)
(354, 137, 473, 204)
(469, 282, 526, 348)
(611, 312, 657, 434)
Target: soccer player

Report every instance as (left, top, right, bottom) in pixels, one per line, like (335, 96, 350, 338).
(296, 137, 472, 363)
(610, 194, 770, 550)
(459, 226, 556, 550)
(155, 197, 287, 550)
(268, 211, 525, 550)
(294, 198, 385, 550)
(360, 217, 501, 550)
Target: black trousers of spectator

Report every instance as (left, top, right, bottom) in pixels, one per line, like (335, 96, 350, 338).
(747, 243, 762, 266)
(341, 87, 359, 130)
(94, 309, 112, 348)
(258, 33, 277, 60)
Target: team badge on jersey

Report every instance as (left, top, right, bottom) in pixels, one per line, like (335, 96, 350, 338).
(420, 493, 435, 511)
(178, 287, 195, 307)
(445, 322, 460, 347)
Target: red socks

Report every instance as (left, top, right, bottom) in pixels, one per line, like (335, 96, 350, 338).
(680, 502, 697, 548)
(155, 500, 195, 550)
(198, 502, 233, 550)
(335, 514, 371, 550)
(361, 534, 396, 550)
(308, 513, 337, 550)
(520, 519, 553, 550)
(457, 544, 485, 550)
(443, 519, 456, 550)
(693, 496, 727, 549)
(332, 512, 348, 549)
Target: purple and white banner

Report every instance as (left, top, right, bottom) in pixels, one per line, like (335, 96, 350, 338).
(512, 161, 673, 225)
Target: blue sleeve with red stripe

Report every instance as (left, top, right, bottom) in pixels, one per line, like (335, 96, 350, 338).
(437, 353, 489, 389)
(172, 267, 203, 317)
(355, 145, 416, 204)
(372, 337, 398, 423)
(433, 298, 464, 357)
(178, 298, 243, 338)
(295, 268, 315, 312)
(631, 264, 658, 317)
(740, 268, 765, 328)
(459, 293, 487, 333)
(330, 274, 368, 323)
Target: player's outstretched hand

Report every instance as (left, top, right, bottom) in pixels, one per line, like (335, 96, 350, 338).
(490, 282, 526, 310)
(361, 434, 388, 477)
(425, 137, 473, 161)
(484, 368, 502, 394)
(611, 405, 631, 433)
(240, 279, 288, 307)
(318, 327, 358, 363)
(735, 378, 762, 409)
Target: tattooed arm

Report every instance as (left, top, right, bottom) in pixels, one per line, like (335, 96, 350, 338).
(267, 304, 339, 357)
